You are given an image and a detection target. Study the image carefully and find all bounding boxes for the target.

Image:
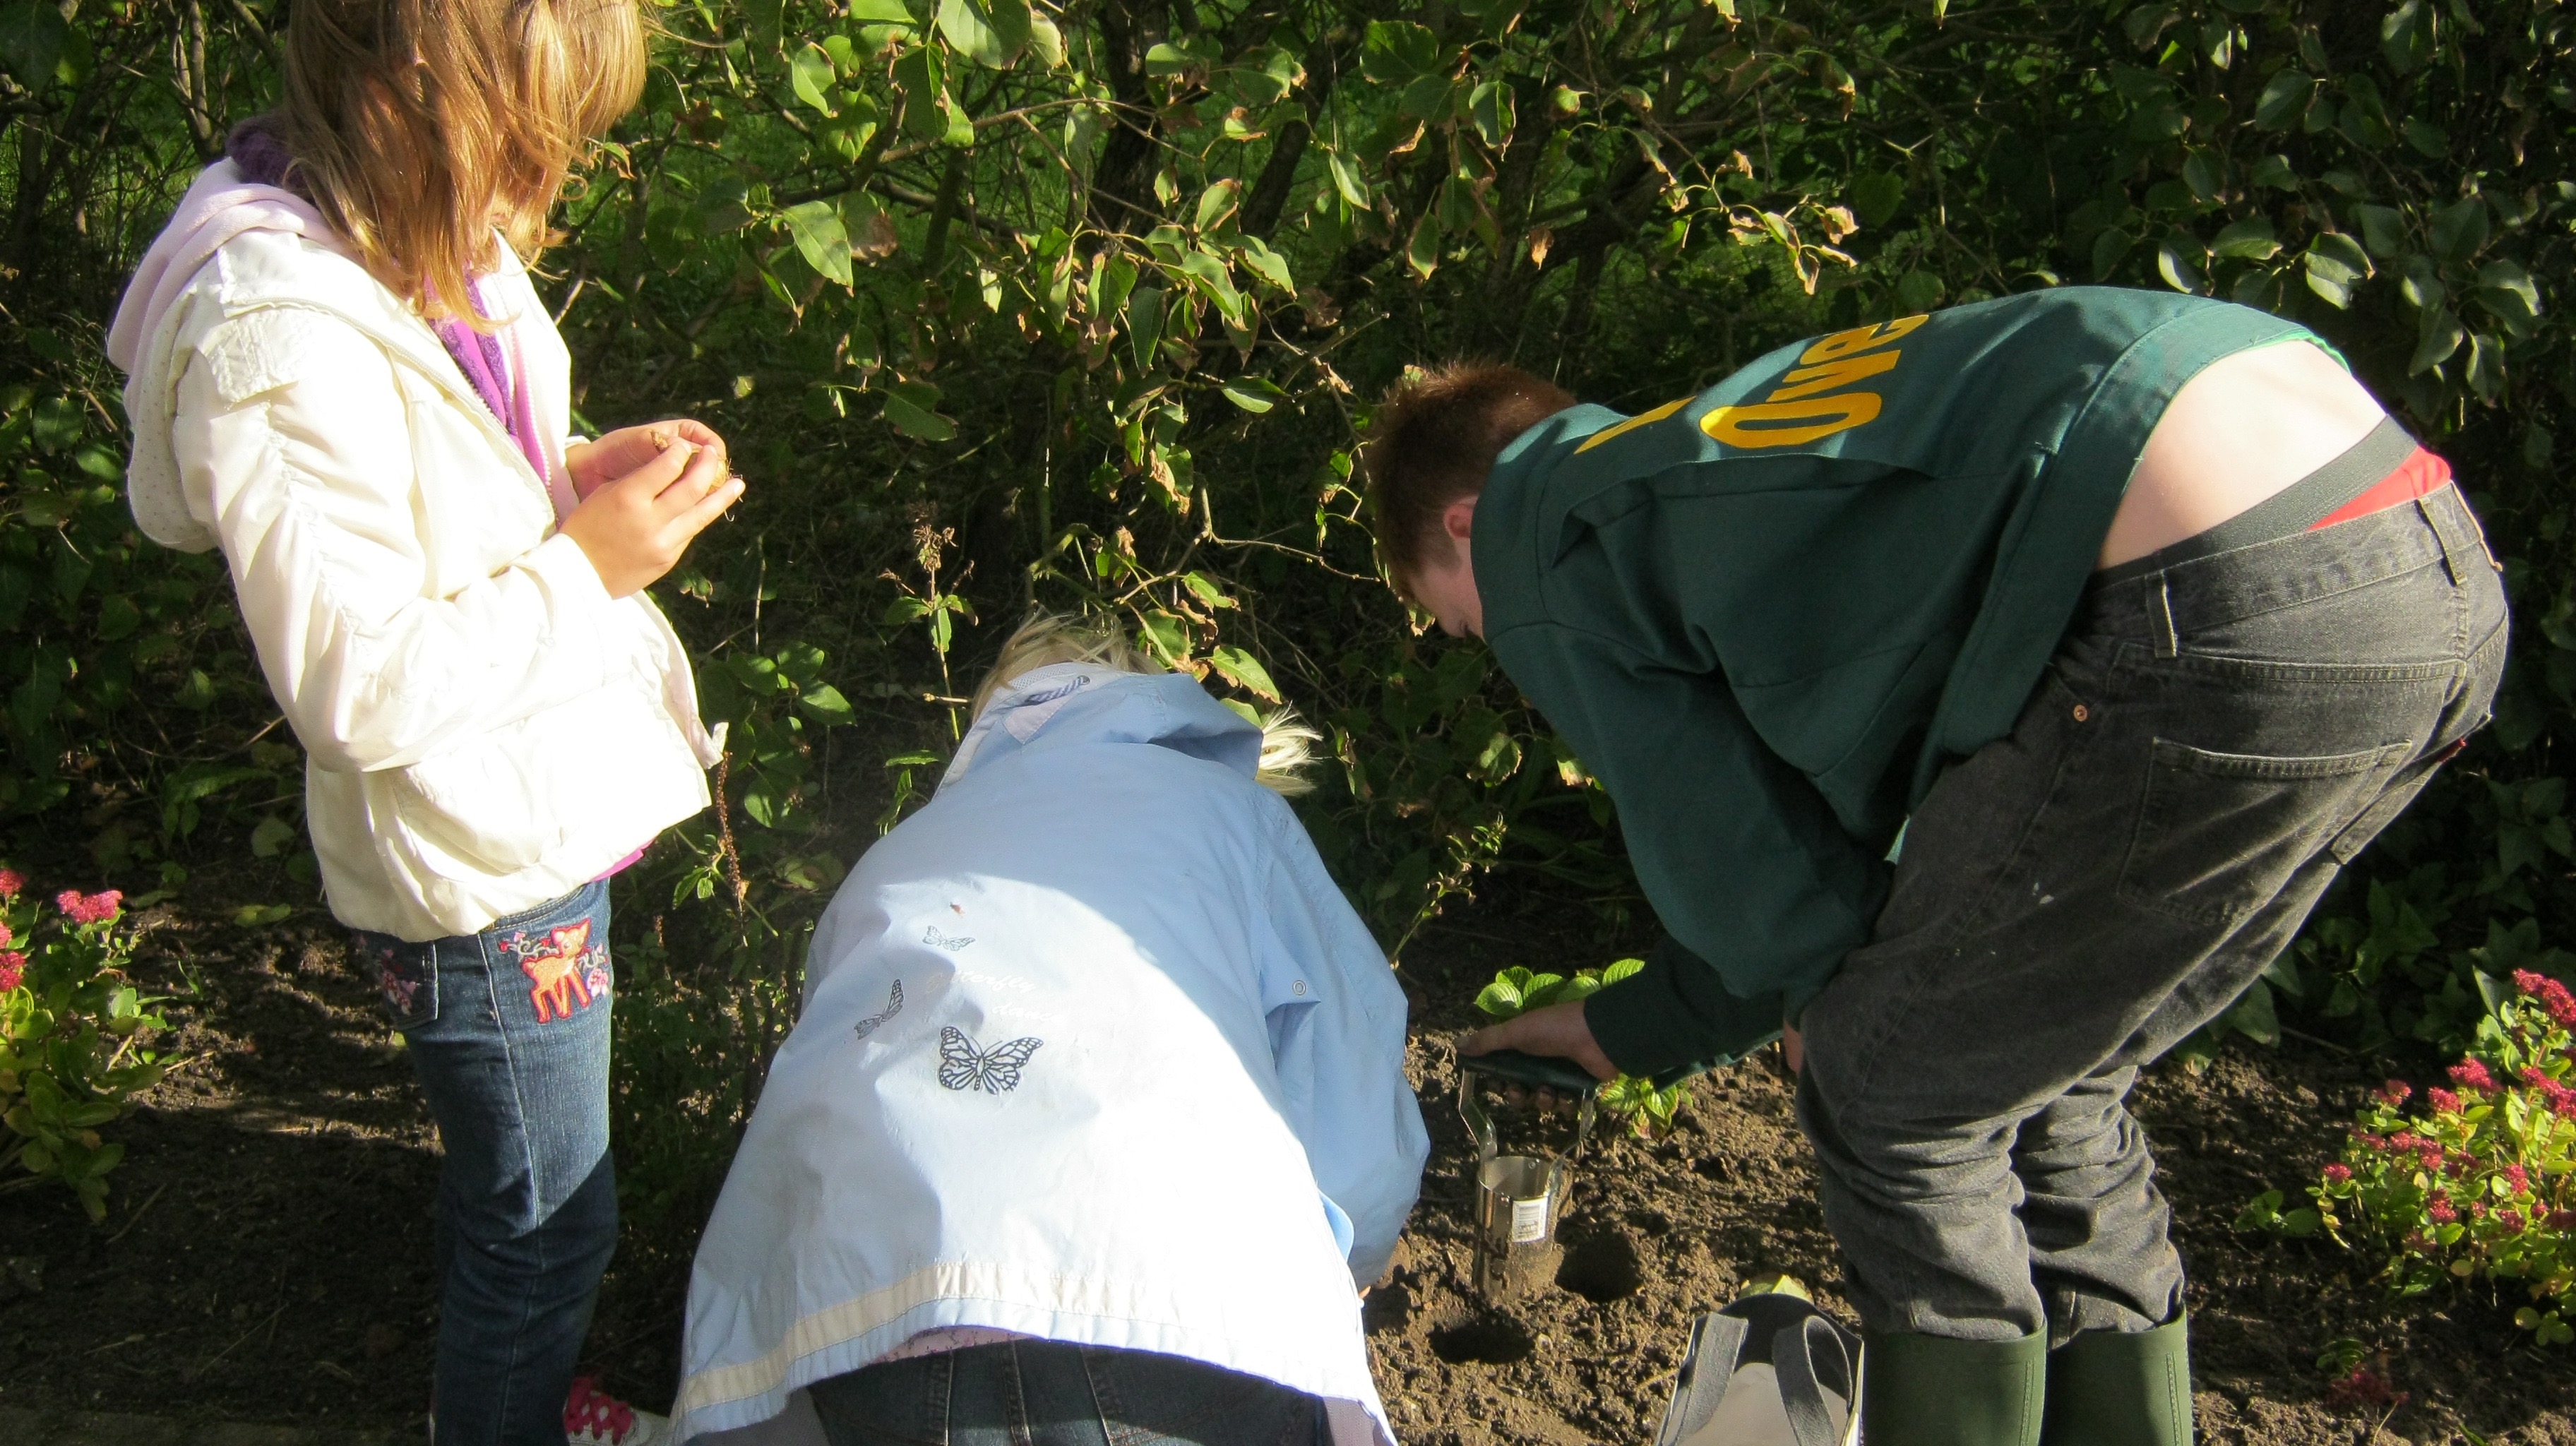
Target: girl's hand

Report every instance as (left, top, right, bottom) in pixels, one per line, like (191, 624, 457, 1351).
(1782, 1021, 1803, 1075)
(558, 433, 744, 598)
(1459, 998, 1618, 1083)
(564, 419, 729, 502)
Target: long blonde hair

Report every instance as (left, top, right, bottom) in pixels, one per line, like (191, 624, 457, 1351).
(972, 614, 1320, 796)
(272, 0, 646, 322)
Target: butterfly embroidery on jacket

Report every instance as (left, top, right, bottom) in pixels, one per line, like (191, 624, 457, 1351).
(852, 979, 903, 1039)
(924, 926, 974, 951)
(937, 1027, 1043, 1094)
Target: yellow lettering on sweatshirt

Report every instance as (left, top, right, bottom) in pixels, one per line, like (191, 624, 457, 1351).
(1700, 393, 1885, 448)
(1700, 312, 1928, 450)
(1573, 395, 1693, 454)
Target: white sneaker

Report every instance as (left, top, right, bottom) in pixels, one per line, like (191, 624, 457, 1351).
(565, 1375, 672, 1446)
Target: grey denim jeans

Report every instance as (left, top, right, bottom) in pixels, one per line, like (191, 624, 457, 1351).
(1796, 485, 2508, 1343)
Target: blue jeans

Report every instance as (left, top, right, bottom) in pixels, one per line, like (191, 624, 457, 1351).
(354, 880, 620, 1446)
(807, 1341, 1329, 1446)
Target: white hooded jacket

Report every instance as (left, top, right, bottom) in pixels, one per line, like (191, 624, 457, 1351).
(675, 667, 1429, 1446)
(110, 161, 722, 940)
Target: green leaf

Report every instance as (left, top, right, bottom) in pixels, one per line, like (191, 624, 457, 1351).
(1474, 980, 1525, 1018)
(1895, 269, 1945, 312)
(2464, 331, 2503, 403)
(1359, 20, 1440, 84)
(847, 0, 914, 18)
(2253, 69, 2315, 131)
(2248, 154, 2298, 191)
(2301, 232, 2370, 309)
(1126, 285, 1164, 371)
(2352, 204, 2404, 260)
(1219, 376, 1286, 413)
(1469, 79, 1515, 148)
(1234, 237, 1293, 293)
(783, 200, 854, 287)
(1327, 152, 1370, 210)
(2210, 216, 2279, 261)
(795, 683, 854, 722)
(1193, 178, 1242, 234)
(2224, 977, 2281, 1046)
(883, 380, 957, 441)
(2156, 239, 2205, 294)
(0, 1, 66, 89)
(2431, 196, 2490, 264)
(893, 44, 949, 141)
(1849, 172, 1904, 228)
(249, 815, 297, 858)
(1405, 211, 1442, 282)
(936, 0, 1025, 68)
(2401, 116, 2447, 157)
(792, 43, 838, 114)
(1206, 644, 1281, 701)
(2476, 259, 2541, 326)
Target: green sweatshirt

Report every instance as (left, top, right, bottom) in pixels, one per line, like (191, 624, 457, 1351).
(1471, 287, 2320, 1080)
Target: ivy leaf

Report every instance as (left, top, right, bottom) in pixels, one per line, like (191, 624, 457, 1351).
(883, 379, 957, 441)
(1205, 645, 1282, 701)
(783, 201, 854, 287)
(1219, 376, 1286, 413)
(792, 44, 838, 114)
(2253, 69, 2315, 130)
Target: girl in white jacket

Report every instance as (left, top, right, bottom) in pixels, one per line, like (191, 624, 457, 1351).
(107, 0, 737, 1441)
(674, 617, 1430, 1446)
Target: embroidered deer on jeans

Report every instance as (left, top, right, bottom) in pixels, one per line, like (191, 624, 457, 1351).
(512, 918, 608, 1024)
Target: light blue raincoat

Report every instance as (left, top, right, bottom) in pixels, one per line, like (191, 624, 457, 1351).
(674, 666, 1429, 1446)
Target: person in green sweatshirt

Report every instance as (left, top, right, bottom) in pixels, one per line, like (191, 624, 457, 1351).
(1370, 287, 2506, 1446)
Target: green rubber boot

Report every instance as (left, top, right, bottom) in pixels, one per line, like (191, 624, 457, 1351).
(1860, 1330, 2046, 1446)
(2040, 1314, 2194, 1446)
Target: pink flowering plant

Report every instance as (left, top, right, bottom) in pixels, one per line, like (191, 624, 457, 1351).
(2296, 969, 2576, 1346)
(0, 871, 171, 1221)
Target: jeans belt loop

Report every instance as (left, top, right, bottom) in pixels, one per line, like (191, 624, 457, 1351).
(2148, 573, 2181, 658)
(2418, 493, 2474, 587)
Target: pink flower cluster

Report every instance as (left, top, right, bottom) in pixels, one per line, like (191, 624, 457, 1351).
(2449, 1059, 2498, 1095)
(2520, 1065, 2576, 1119)
(54, 889, 121, 925)
(2378, 1079, 2413, 1108)
(0, 868, 20, 901)
(2513, 969, 2576, 1029)
(0, 952, 20, 992)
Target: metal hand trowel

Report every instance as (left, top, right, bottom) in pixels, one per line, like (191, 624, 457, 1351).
(1455, 1047, 1599, 1303)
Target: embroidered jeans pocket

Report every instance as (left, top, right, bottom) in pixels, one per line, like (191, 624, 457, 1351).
(2118, 739, 2409, 926)
(355, 933, 439, 1031)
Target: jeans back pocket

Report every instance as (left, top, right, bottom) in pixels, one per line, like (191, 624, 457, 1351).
(2118, 739, 2410, 926)
(354, 932, 440, 1031)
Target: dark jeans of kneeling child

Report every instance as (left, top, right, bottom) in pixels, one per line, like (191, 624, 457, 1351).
(809, 1340, 1330, 1446)
(1796, 485, 2508, 1344)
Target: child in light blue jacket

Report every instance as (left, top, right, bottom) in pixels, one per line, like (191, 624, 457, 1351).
(676, 618, 1429, 1446)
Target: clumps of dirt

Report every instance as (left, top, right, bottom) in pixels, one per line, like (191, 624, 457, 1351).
(1371, 928, 2576, 1445)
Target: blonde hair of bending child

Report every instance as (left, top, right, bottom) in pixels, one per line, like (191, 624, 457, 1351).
(970, 614, 1320, 797)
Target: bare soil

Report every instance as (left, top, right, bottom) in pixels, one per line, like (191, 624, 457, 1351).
(1, 888, 2570, 1444)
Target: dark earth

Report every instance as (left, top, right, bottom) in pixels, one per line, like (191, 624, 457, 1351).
(1, 878, 2571, 1445)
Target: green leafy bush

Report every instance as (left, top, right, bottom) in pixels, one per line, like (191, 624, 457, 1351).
(0, 872, 171, 1220)
(2253, 971, 2576, 1345)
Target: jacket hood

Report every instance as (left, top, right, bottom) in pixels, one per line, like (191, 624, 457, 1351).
(938, 666, 1261, 793)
